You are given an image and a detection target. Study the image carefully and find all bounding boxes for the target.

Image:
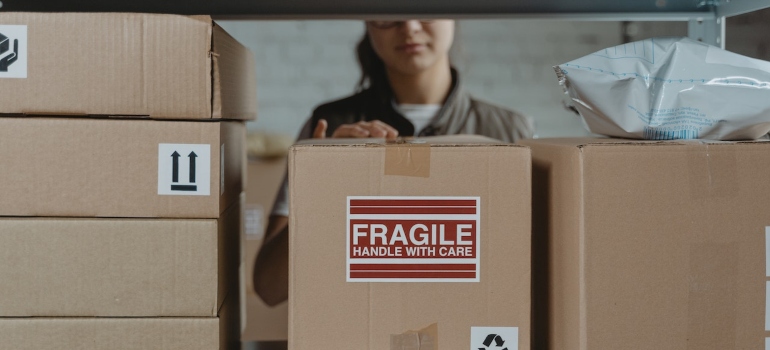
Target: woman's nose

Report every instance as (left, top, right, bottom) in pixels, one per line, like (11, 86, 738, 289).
(402, 20, 423, 33)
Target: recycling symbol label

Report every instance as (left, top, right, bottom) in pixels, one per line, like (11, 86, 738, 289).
(470, 327, 518, 350)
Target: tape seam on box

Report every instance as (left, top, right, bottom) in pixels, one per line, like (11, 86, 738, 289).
(390, 323, 438, 350)
(384, 143, 431, 178)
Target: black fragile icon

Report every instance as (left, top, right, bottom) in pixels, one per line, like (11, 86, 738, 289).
(478, 334, 507, 350)
(170, 151, 198, 191)
(0, 33, 19, 72)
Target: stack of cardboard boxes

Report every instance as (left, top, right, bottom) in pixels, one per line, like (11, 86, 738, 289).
(0, 13, 255, 349)
(287, 135, 770, 349)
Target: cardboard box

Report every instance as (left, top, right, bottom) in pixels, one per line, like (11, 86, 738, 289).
(0, 293, 240, 350)
(521, 138, 770, 349)
(0, 13, 256, 120)
(0, 197, 241, 317)
(0, 117, 244, 218)
(242, 156, 289, 342)
(289, 136, 531, 350)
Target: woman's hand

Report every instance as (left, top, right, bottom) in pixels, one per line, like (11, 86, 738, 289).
(313, 119, 399, 139)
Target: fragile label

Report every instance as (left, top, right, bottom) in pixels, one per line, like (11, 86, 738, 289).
(157, 144, 211, 196)
(0, 25, 27, 78)
(346, 196, 480, 282)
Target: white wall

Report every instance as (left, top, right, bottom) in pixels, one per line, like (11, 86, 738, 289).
(217, 20, 363, 137)
(219, 18, 762, 139)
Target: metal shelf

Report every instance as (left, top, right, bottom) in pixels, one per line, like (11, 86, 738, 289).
(1, 0, 769, 46)
(0, 0, 764, 19)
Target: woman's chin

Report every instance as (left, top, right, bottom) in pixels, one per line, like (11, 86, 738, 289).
(391, 58, 436, 75)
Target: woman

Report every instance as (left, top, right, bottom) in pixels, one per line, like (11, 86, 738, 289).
(254, 19, 534, 306)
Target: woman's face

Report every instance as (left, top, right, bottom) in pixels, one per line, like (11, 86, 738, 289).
(366, 20, 455, 76)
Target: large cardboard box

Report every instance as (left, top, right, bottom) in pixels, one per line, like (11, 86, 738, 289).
(289, 136, 531, 350)
(242, 156, 289, 342)
(0, 197, 241, 317)
(0, 117, 244, 218)
(0, 13, 256, 120)
(522, 138, 770, 349)
(0, 293, 240, 350)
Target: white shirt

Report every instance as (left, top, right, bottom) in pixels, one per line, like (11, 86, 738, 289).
(393, 103, 441, 136)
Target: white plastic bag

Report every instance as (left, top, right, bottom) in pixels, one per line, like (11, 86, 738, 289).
(556, 37, 770, 140)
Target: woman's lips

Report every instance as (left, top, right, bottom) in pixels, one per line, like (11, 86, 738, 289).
(397, 43, 426, 54)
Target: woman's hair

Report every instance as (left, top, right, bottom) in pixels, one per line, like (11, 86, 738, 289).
(355, 32, 387, 93)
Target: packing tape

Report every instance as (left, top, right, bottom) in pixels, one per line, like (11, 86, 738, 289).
(384, 142, 431, 178)
(390, 323, 438, 350)
(686, 143, 739, 200)
(686, 242, 738, 349)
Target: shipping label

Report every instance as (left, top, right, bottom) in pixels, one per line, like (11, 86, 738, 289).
(346, 196, 480, 282)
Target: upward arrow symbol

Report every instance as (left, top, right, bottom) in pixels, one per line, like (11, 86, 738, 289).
(188, 151, 197, 183)
(171, 151, 181, 183)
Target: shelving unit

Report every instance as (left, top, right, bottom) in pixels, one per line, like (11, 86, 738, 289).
(2, 0, 769, 48)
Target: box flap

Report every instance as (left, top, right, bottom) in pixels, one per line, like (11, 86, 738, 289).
(212, 23, 257, 121)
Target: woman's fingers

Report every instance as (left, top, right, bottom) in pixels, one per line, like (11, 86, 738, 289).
(371, 120, 399, 139)
(312, 119, 328, 139)
(329, 120, 399, 139)
(332, 124, 370, 138)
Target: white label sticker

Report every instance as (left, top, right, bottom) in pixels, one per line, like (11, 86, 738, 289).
(220, 144, 225, 195)
(470, 327, 518, 350)
(0, 25, 27, 78)
(766, 281, 770, 332)
(245, 205, 265, 241)
(346, 196, 481, 283)
(157, 144, 211, 196)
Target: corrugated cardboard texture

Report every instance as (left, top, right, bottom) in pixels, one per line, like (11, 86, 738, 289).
(212, 25, 258, 120)
(0, 200, 240, 317)
(289, 136, 531, 350)
(525, 140, 584, 350)
(220, 285, 242, 350)
(0, 117, 244, 218)
(0, 291, 240, 350)
(523, 138, 770, 349)
(0, 318, 220, 350)
(0, 13, 256, 120)
(219, 196, 243, 320)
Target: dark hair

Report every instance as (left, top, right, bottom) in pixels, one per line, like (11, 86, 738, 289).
(355, 32, 388, 93)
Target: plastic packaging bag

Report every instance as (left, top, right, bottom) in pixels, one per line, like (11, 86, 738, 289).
(555, 37, 770, 140)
